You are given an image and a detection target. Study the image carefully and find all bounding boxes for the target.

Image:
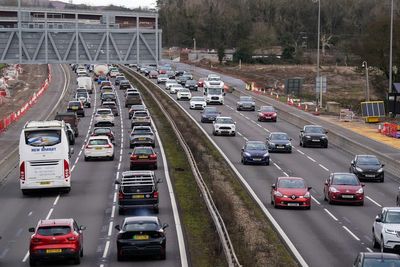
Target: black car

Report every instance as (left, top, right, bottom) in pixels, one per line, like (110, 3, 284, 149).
(353, 252, 400, 267)
(350, 155, 384, 182)
(66, 101, 85, 117)
(237, 96, 256, 111)
(241, 141, 270, 165)
(55, 112, 79, 137)
(266, 132, 292, 153)
(200, 107, 220, 123)
(185, 79, 198, 91)
(101, 92, 117, 104)
(299, 125, 328, 148)
(102, 101, 119, 117)
(119, 80, 131, 90)
(177, 75, 191, 85)
(115, 216, 168, 261)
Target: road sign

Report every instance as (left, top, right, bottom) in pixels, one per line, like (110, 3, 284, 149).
(315, 76, 327, 93)
(285, 78, 303, 96)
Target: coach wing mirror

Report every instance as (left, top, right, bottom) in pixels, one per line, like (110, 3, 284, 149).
(351, 160, 355, 166)
(115, 225, 121, 231)
(325, 131, 328, 134)
(324, 180, 328, 185)
(162, 223, 169, 230)
(375, 215, 382, 223)
(223, 92, 226, 96)
(307, 187, 312, 191)
(29, 227, 35, 233)
(115, 180, 120, 185)
(271, 184, 276, 189)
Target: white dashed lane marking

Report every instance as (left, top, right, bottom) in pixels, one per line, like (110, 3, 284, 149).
(366, 196, 382, 207)
(343, 226, 360, 241)
(319, 164, 329, 171)
(324, 208, 338, 221)
(311, 196, 321, 205)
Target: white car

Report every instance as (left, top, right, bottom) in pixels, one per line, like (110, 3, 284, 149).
(84, 136, 114, 161)
(177, 89, 192, 100)
(213, 116, 236, 136)
(372, 207, 400, 251)
(170, 84, 183, 94)
(165, 79, 178, 90)
(125, 88, 138, 96)
(109, 70, 120, 78)
(190, 96, 207, 109)
(157, 74, 169, 84)
(94, 108, 115, 126)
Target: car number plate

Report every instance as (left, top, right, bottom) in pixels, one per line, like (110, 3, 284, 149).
(138, 155, 148, 159)
(46, 249, 62, 253)
(132, 194, 144, 199)
(312, 139, 320, 142)
(342, 195, 354, 199)
(365, 174, 375, 178)
(253, 158, 262, 161)
(133, 235, 149, 240)
(40, 181, 51, 185)
(277, 146, 285, 149)
(287, 203, 299, 206)
(95, 147, 103, 150)
(72, 107, 78, 110)
(138, 137, 146, 141)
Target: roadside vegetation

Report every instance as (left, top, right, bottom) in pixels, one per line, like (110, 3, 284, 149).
(126, 69, 298, 267)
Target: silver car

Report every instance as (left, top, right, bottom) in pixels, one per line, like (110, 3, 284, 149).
(129, 126, 155, 148)
(131, 110, 151, 128)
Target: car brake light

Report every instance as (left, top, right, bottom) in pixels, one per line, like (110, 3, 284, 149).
(131, 155, 138, 160)
(105, 144, 112, 148)
(20, 161, 25, 180)
(118, 192, 124, 199)
(149, 154, 157, 160)
(85, 144, 92, 149)
(64, 160, 70, 178)
(153, 191, 159, 198)
(32, 237, 41, 243)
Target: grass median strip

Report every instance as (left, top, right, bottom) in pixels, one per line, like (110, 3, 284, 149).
(125, 70, 297, 267)
(126, 74, 227, 267)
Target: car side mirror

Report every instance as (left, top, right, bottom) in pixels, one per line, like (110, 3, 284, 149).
(375, 215, 382, 223)
(162, 223, 169, 229)
(300, 130, 304, 133)
(241, 148, 244, 151)
(115, 225, 121, 231)
(382, 164, 385, 167)
(115, 180, 120, 184)
(70, 147, 74, 155)
(325, 131, 328, 134)
(271, 184, 276, 189)
(223, 92, 226, 96)
(307, 187, 312, 190)
(289, 138, 292, 141)
(351, 160, 355, 165)
(128, 152, 132, 155)
(79, 225, 86, 231)
(28, 227, 35, 233)
(361, 183, 365, 187)
(324, 180, 328, 185)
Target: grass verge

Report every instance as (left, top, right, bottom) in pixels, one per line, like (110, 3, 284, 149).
(125, 71, 227, 267)
(126, 69, 298, 267)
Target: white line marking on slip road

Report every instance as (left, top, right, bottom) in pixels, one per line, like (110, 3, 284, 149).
(22, 252, 29, 262)
(307, 156, 316, 162)
(53, 195, 60, 206)
(343, 226, 360, 241)
(319, 164, 329, 171)
(311, 196, 321, 205)
(366, 247, 373, 252)
(273, 163, 282, 171)
(324, 208, 338, 221)
(366, 196, 382, 207)
(102, 240, 110, 258)
(107, 221, 113, 237)
(282, 172, 289, 177)
(297, 149, 305, 155)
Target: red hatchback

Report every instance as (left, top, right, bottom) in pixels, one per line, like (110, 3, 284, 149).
(324, 173, 364, 205)
(130, 146, 158, 170)
(271, 177, 311, 209)
(29, 218, 86, 266)
(257, 105, 277, 122)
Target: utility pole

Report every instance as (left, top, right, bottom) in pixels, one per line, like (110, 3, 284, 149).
(389, 0, 394, 93)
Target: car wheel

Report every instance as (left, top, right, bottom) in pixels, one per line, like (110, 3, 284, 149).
(130, 163, 134, 170)
(110, 155, 114, 161)
(324, 143, 328, 148)
(70, 139, 75, 145)
(84, 156, 89, 161)
(270, 196, 274, 205)
(323, 190, 327, 201)
(80, 247, 83, 257)
(130, 144, 134, 148)
(265, 160, 270, 166)
(29, 258, 37, 267)
(242, 158, 247, 165)
(212, 131, 217, 136)
(380, 177, 384, 183)
(381, 237, 386, 252)
(88, 104, 91, 108)
(153, 164, 158, 170)
(299, 140, 302, 147)
(160, 247, 166, 260)
(359, 201, 364, 206)
(237, 107, 240, 111)
(22, 189, 29, 196)
(305, 205, 311, 210)
(117, 252, 124, 261)
(372, 231, 380, 248)
(118, 207, 124, 215)
(257, 117, 261, 121)
(397, 197, 400, 207)
(153, 206, 159, 214)
(232, 133, 236, 136)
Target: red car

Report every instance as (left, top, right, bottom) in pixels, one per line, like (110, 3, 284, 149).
(271, 177, 311, 209)
(29, 218, 86, 266)
(91, 127, 115, 143)
(197, 78, 206, 87)
(257, 105, 277, 122)
(130, 146, 158, 170)
(323, 173, 364, 205)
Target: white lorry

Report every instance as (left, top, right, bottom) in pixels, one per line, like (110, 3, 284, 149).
(203, 74, 225, 105)
(77, 76, 93, 94)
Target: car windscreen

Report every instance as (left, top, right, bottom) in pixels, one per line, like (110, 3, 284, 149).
(37, 226, 71, 236)
(246, 143, 266, 150)
(357, 156, 380, 165)
(260, 106, 275, 112)
(124, 222, 158, 231)
(385, 211, 400, 224)
(278, 179, 305, 189)
(216, 118, 234, 124)
(180, 89, 190, 93)
(271, 134, 289, 140)
(332, 174, 359, 185)
(362, 258, 400, 266)
(25, 130, 61, 147)
(88, 139, 108, 145)
(305, 127, 324, 134)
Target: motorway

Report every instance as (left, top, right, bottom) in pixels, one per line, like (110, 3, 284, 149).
(0, 66, 185, 267)
(132, 64, 400, 267)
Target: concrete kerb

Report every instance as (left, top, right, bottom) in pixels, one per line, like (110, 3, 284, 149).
(232, 89, 400, 178)
(0, 64, 72, 184)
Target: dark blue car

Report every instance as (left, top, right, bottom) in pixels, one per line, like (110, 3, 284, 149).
(241, 141, 270, 165)
(201, 107, 220, 123)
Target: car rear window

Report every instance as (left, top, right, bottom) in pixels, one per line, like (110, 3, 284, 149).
(68, 102, 81, 107)
(278, 179, 305, 188)
(133, 147, 153, 154)
(88, 139, 108, 145)
(124, 222, 158, 231)
(37, 226, 71, 236)
(122, 185, 153, 194)
(97, 109, 112, 114)
(94, 128, 111, 134)
(134, 112, 148, 117)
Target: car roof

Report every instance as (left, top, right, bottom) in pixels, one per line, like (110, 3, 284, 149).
(88, 136, 110, 140)
(97, 108, 112, 112)
(383, 207, 400, 212)
(361, 252, 400, 259)
(277, 177, 304, 181)
(356, 154, 378, 158)
(133, 126, 151, 129)
(37, 218, 73, 227)
(124, 216, 158, 224)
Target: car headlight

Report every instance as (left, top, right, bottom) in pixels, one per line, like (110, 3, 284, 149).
(286, 143, 292, 147)
(329, 187, 339, 193)
(355, 167, 363, 172)
(377, 168, 383, 173)
(304, 192, 311, 198)
(385, 228, 397, 235)
(243, 152, 251, 157)
(305, 135, 311, 138)
(263, 153, 269, 157)
(356, 188, 364, 194)
(321, 136, 326, 139)
(274, 191, 283, 197)
(269, 142, 275, 146)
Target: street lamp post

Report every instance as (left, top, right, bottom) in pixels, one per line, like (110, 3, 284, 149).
(362, 61, 370, 101)
(313, 0, 322, 108)
(389, 0, 394, 93)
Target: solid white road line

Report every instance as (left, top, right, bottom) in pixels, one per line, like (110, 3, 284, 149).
(45, 208, 54, 220)
(324, 208, 338, 221)
(102, 240, 110, 258)
(53, 195, 60, 206)
(311, 196, 321, 205)
(273, 163, 282, 171)
(22, 251, 29, 262)
(307, 156, 316, 162)
(343, 226, 360, 241)
(366, 196, 382, 207)
(366, 247, 373, 252)
(297, 149, 305, 155)
(319, 164, 329, 171)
